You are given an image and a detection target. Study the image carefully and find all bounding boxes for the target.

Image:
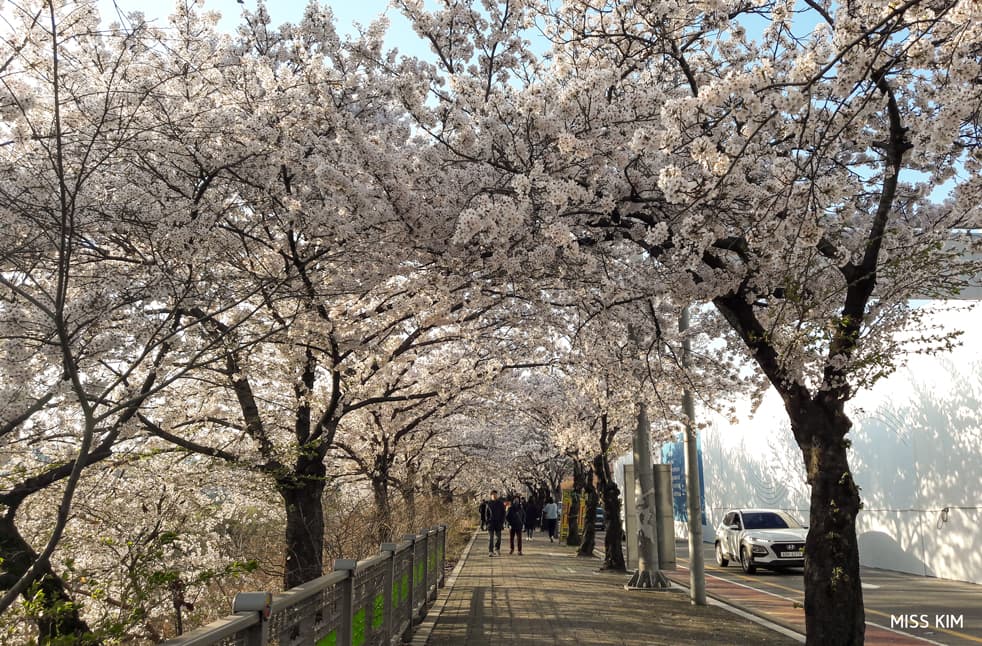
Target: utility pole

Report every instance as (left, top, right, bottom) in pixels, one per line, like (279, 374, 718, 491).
(626, 403, 670, 589)
(680, 305, 706, 605)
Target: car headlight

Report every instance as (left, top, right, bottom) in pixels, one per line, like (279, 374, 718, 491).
(746, 536, 770, 544)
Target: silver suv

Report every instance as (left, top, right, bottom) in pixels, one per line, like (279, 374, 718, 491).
(714, 509, 807, 574)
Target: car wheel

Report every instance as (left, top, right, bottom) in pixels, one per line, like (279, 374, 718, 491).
(740, 546, 756, 574)
(715, 542, 728, 567)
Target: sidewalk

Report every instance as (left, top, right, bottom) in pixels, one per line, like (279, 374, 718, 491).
(416, 532, 799, 645)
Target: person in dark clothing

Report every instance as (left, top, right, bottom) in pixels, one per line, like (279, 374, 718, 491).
(484, 489, 507, 556)
(523, 499, 539, 540)
(506, 497, 526, 554)
(478, 498, 489, 531)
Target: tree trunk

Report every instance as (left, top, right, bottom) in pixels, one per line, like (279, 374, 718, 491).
(565, 490, 581, 546)
(401, 462, 418, 521)
(593, 454, 626, 571)
(578, 466, 598, 557)
(794, 401, 865, 646)
(372, 474, 393, 545)
(566, 461, 585, 546)
(0, 516, 95, 643)
(278, 454, 327, 589)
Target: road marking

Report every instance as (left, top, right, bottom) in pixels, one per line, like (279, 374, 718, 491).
(678, 558, 803, 601)
(862, 583, 881, 589)
(864, 619, 947, 646)
(680, 556, 982, 644)
(728, 572, 804, 598)
(692, 567, 803, 605)
(864, 607, 982, 644)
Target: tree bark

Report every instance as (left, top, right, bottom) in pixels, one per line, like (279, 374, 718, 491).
(593, 453, 626, 571)
(400, 462, 418, 520)
(278, 454, 327, 589)
(578, 467, 598, 558)
(565, 460, 585, 547)
(372, 472, 393, 545)
(715, 288, 869, 643)
(795, 401, 865, 646)
(0, 516, 95, 644)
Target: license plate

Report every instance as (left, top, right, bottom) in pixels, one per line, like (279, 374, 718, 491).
(780, 551, 802, 558)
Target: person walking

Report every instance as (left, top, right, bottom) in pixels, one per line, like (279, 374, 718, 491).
(478, 497, 489, 531)
(506, 496, 526, 554)
(542, 496, 559, 542)
(485, 489, 506, 556)
(524, 498, 539, 540)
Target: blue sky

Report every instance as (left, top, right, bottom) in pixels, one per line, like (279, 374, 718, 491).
(97, 0, 430, 55)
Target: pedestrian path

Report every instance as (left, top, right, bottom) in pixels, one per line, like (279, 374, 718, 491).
(416, 532, 799, 645)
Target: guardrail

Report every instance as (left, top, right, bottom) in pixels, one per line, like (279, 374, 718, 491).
(162, 525, 447, 646)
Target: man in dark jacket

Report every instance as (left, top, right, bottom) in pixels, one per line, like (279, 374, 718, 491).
(506, 496, 526, 554)
(523, 498, 539, 540)
(484, 489, 507, 556)
(478, 498, 488, 531)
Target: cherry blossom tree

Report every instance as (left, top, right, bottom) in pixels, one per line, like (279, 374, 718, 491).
(0, 1, 258, 640)
(393, 0, 981, 641)
(99, 0, 440, 591)
(42, 452, 273, 642)
(327, 294, 514, 543)
(3, 1, 979, 643)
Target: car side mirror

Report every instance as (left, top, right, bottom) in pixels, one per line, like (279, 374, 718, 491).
(728, 524, 740, 531)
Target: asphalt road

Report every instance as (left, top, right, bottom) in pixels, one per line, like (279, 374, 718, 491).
(671, 541, 982, 645)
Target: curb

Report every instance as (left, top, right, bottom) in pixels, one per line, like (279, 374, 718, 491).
(408, 529, 478, 645)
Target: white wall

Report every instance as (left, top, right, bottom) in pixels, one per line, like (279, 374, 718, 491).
(696, 302, 982, 584)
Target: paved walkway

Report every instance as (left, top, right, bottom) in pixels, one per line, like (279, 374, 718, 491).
(416, 532, 798, 645)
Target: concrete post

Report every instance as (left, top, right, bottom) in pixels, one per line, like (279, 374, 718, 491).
(421, 529, 432, 603)
(231, 591, 271, 646)
(333, 559, 358, 646)
(438, 525, 447, 588)
(623, 463, 637, 570)
(402, 533, 419, 626)
(654, 464, 677, 570)
(380, 543, 398, 641)
(626, 403, 670, 589)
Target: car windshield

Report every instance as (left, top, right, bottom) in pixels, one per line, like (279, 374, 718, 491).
(741, 511, 802, 529)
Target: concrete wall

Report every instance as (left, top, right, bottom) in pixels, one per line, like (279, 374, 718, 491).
(696, 302, 982, 585)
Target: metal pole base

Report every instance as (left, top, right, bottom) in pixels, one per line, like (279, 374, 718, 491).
(624, 568, 671, 590)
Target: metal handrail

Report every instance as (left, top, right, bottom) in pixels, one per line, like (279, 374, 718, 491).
(163, 614, 257, 646)
(160, 525, 447, 646)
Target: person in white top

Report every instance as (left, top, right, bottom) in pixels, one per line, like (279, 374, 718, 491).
(542, 496, 559, 542)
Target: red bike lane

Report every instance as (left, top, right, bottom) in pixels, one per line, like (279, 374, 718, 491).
(667, 567, 934, 645)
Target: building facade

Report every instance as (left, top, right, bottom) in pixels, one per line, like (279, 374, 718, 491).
(693, 303, 982, 585)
